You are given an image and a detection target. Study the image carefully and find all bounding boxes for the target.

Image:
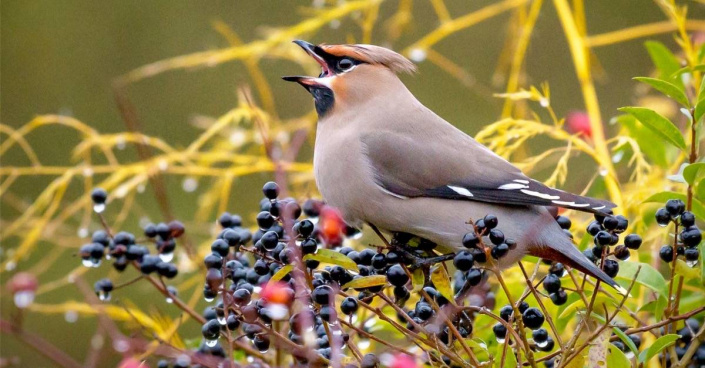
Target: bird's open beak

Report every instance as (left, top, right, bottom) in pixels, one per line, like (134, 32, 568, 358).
(282, 40, 333, 90)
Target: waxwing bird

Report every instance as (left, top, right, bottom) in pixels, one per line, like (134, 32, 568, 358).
(283, 40, 624, 293)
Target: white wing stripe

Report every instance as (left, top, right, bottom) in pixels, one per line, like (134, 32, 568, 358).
(521, 189, 560, 200)
(448, 185, 473, 197)
(498, 183, 529, 190)
(513, 179, 530, 184)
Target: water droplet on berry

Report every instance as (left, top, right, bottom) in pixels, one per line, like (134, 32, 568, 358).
(205, 339, 218, 347)
(267, 303, 289, 320)
(687, 259, 699, 267)
(204, 296, 215, 302)
(98, 291, 111, 301)
(91, 259, 102, 268)
(536, 339, 549, 348)
(159, 252, 174, 263)
(82, 259, 95, 268)
(217, 315, 226, 325)
(13, 290, 35, 308)
(658, 222, 668, 228)
(182, 177, 198, 193)
(496, 337, 506, 344)
(93, 203, 106, 213)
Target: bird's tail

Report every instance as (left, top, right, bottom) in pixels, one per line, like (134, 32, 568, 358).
(532, 236, 627, 295)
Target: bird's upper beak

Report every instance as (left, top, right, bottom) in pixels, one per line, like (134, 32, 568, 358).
(282, 40, 333, 90)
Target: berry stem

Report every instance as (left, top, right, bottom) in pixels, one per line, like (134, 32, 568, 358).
(518, 262, 564, 349)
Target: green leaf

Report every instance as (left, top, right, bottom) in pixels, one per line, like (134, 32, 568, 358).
(466, 338, 490, 360)
(411, 268, 424, 292)
(270, 264, 293, 282)
(634, 77, 690, 108)
(675, 259, 701, 280)
(304, 249, 358, 272)
(638, 334, 680, 363)
(615, 114, 669, 167)
(619, 107, 686, 150)
(700, 241, 705, 287)
(695, 98, 705, 123)
(616, 261, 667, 297)
(430, 265, 455, 304)
(684, 162, 705, 185)
(639, 296, 667, 320)
(645, 41, 683, 88)
(613, 327, 639, 356)
(493, 344, 517, 368)
(558, 295, 616, 320)
(607, 343, 633, 368)
(643, 191, 705, 220)
(342, 275, 387, 290)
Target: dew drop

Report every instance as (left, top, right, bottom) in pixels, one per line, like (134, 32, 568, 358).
(14, 291, 35, 308)
(687, 259, 699, 267)
(116, 136, 126, 150)
(612, 151, 624, 164)
(65, 310, 78, 323)
(409, 48, 427, 63)
(217, 316, 226, 325)
(351, 231, 363, 240)
(536, 340, 549, 348)
(204, 296, 215, 302)
(358, 338, 371, 350)
(205, 339, 218, 347)
(82, 167, 94, 177)
(182, 177, 198, 193)
(658, 223, 668, 228)
(98, 291, 111, 302)
(599, 167, 608, 177)
(105, 254, 111, 260)
(229, 130, 246, 147)
(78, 228, 89, 238)
(93, 203, 106, 213)
(113, 339, 129, 353)
(159, 252, 174, 263)
(91, 259, 102, 268)
(539, 98, 549, 108)
(496, 337, 506, 344)
(165, 297, 174, 304)
(82, 259, 95, 268)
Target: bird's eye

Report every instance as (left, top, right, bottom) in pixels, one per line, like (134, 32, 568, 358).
(336, 58, 355, 71)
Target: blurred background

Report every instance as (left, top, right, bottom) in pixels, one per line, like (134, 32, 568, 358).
(1, 1, 702, 366)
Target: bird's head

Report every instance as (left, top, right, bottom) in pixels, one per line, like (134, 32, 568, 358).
(283, 40, 416, 117)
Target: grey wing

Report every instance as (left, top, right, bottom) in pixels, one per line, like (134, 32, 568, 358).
(360, 130, 616, 214)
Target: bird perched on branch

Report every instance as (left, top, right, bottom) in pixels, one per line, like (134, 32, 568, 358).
(283, 40, 624, 293)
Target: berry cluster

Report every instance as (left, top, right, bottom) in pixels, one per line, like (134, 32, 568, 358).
(661, 318, 705, 367)
(582, 211, 642, 278)
(657, 199, 701, 267)
(493, 302, 553, 351)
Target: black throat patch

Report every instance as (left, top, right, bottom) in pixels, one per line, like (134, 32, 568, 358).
(311, 86, 334, 117)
